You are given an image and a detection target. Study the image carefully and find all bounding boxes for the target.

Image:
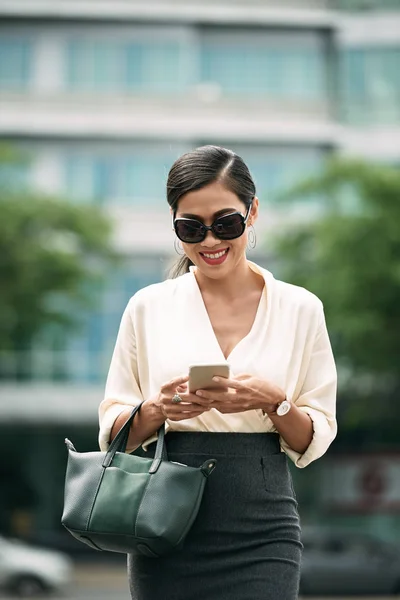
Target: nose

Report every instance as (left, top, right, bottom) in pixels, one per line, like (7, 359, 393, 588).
(200, 230, 220, 248)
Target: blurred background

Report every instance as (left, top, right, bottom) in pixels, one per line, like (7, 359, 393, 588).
(1, 0, 400, 597)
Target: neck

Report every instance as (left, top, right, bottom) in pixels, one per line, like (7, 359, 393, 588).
(194, 258, 262, 299)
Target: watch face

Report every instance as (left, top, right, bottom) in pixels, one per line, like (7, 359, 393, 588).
(277, 400, 291, 416)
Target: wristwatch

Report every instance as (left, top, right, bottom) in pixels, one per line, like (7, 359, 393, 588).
(263, 396, 291, 417)
(276, 397, 291, 417)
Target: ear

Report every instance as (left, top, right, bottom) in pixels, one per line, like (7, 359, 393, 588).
(248, 197, 259, 226)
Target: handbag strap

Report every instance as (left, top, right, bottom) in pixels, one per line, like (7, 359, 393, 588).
(103, 401, 167, 470)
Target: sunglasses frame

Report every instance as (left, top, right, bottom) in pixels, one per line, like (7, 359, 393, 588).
(173, 203, 252, 244)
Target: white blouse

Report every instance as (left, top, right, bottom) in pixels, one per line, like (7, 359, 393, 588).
(99, 261, 337, 468)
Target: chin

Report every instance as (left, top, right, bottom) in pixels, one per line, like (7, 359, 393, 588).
(194, 261, 234, 279)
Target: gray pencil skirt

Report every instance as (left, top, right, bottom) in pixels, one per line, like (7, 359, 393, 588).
(128, 432, 302, 600)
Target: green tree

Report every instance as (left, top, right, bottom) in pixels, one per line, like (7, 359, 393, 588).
(271, 158, 400, 447)
(0, 147, 119, 378)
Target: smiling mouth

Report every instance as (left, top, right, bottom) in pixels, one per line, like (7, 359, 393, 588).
(200, 249, 229, 259)
(199, 248, 229, 265)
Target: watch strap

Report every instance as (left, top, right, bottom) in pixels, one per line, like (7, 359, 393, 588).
(262, 396, 288, 417)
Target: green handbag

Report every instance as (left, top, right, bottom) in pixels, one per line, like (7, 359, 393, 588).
(61, 401, 216, 557)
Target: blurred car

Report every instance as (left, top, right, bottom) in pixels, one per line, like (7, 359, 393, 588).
(300, 526, 400, 596)
(0, 535, 73, 597)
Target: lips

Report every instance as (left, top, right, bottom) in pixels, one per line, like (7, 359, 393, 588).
(199, 248, 229, 266)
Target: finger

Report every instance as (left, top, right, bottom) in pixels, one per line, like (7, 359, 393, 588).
(168, 408, 209, 421)
(195, 389, 233, 401)
(166, 400, 211, 412)
(161, 375, 189, 392)
(212, 376, 243, 389)
(181, 392, 213, 407)
(210, 404, 248, 414)
(178, 406, 209, 414)
(208, 375, 229, 385)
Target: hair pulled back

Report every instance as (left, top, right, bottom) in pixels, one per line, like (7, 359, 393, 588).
(167, 145, 256, 277)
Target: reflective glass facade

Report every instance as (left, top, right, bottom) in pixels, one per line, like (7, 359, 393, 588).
(232, 146, 324, 202)
(0, 38, 32, 89)
(65, 150, 177, 204)
(64, 28, 328, 101)
(66, 39, 185, 93)
(335, 0, 400, 9)
(63, 144, 324, 206)
(0, 256, 168, 384)
(2, 26, 400, 128)
(0, 161, 29, 191)
(201, 31, 326, 100)
(341, 47, 400, 124)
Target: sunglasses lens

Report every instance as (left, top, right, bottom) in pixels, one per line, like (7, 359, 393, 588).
(175, 220, 205, 243)
(213, 213, 245, 239)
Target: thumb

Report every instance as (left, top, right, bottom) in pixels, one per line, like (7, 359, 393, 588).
(235, 373, 252, 380)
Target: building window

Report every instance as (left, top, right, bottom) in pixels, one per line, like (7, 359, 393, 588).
(335, 0, 400, 10)
(219, 145, 324, 203)
(0, 38, 32, 89)
(201, 31, 327, 102)
(0, 162, 29, 191)
(65, 152, 173, 204)
(0, 257, 168, 383)
(341, 47, 400, 125)
(66, 39, 184, 93)
(47, 258, 167, 383)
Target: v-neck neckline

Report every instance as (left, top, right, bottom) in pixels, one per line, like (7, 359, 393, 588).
(189, 264, 269, 363)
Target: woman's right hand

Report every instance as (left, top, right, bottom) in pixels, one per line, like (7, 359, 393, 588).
(153, 375, 212, 422)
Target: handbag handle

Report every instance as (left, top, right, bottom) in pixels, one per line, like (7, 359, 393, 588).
(103, 401, 166, 472)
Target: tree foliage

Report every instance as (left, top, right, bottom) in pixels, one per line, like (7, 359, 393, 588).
(271, 159, 400, 444)
(0, 187, 119, 353)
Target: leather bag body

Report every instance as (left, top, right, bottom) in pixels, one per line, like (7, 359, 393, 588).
(61, 402, 216, 557)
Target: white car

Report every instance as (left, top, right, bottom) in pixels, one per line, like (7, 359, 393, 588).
(0, 535, 73, 597)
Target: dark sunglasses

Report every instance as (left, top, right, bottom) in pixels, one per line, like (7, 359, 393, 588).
(173, 204, 252, 244)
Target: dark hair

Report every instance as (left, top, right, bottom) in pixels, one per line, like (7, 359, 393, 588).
(167, 145, 256, 277)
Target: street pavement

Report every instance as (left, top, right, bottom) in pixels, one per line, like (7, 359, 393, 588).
(0, 563, 130, 600)
(0, 563, 399, 599)
(67, 564, 399, 600)
(70, 562, 129, 598)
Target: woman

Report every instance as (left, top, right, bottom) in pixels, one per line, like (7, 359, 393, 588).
(99, 145, 337, 600)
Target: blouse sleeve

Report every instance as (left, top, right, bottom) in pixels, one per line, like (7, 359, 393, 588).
(280, 305, 338, 468)
(98, 299, 144, 451)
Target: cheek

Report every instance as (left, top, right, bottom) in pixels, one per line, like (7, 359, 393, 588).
(233, 233, 248, 253)
(182, 243, 196, 256)
(181, 243, 201, 263)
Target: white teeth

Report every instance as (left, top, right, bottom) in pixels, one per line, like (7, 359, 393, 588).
(203, 250, 227, 259)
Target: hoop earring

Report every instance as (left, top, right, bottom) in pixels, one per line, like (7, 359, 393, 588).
(247, 225, 257, 250)
(174, 238, 185, 255)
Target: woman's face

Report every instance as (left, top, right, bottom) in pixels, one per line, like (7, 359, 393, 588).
(174, 181, 258, 280)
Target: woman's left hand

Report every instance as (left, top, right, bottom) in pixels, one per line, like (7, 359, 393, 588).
(195, 373, 285, 415)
